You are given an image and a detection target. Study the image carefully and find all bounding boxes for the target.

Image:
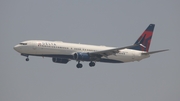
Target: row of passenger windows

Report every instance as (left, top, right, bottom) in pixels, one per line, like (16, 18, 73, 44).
(38, 45, 96, 52)
(37, 43, 127, 54)
(38, 44, 127, 54)
(38, 45, 68, 49)
(74, 48, 96, 51)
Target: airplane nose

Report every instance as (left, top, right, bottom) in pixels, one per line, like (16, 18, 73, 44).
(14, 45, 17, 50)
(13, 45, 19, 51)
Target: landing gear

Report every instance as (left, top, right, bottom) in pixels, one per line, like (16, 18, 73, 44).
(76, 61, 95, 68)
(25, 57, 29, 61)
(76, 62, 83, 68)
(26, 58, 29, 61)
(89, 61, 95, 67)
(21, 54, 29, 61)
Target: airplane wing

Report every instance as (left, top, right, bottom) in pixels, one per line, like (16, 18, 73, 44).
(141, 49, 169, 55)
(88, 44, 138, 58)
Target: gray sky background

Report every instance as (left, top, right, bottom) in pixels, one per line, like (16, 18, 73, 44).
(0, 0, 179, 101)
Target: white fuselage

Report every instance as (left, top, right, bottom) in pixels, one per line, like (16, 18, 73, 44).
(14, 40, 150, 63)
(13, 24, 168, 68)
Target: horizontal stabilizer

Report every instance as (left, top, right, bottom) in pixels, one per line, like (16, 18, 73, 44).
(142, 49, 169, 55)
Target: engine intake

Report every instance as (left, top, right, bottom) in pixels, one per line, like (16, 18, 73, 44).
(74, 52, 90, 61)
(52, 58, 69, 64)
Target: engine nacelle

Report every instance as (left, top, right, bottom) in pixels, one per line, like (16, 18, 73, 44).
(52, 58, 69, 64)
(73, 52, 90, 61)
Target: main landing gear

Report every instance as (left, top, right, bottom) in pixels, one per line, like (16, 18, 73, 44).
(76, 61, 96, 68)
(89, 61, 95, 67)
(76, 62, 83, 68)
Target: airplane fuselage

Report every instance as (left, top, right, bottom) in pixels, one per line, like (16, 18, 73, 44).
(14, 40, 149, 64)
(14, 24, 168, 68)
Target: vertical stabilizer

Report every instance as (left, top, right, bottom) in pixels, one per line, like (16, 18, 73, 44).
(131, 24, 155, 52)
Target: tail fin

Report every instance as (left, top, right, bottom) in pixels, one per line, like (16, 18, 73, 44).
(130, 24, 155, 52)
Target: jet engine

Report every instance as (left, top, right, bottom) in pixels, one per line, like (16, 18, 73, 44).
(73, 52, 90, 61)
(52, 58, 69, 64)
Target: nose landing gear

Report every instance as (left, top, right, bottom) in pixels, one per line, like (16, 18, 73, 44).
(26, 57, 29, 61)
(21, 54, 29, 61)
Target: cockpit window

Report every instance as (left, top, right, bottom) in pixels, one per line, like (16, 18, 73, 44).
(19, 43, 27, 45)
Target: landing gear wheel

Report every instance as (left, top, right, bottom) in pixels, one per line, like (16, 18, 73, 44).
(26, 58, 29, 61)
(89, 61, 95, 67)
(76, 63, 83, 68)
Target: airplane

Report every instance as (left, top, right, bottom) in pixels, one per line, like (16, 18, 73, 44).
(14, 24, 168, 68)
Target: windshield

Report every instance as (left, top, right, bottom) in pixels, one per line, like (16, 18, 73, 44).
(19, 43, 27, 45)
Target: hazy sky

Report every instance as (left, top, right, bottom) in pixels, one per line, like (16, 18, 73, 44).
(0, 0, 179, 101)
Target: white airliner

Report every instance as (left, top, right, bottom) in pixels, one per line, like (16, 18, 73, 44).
(14, 24, 168, 68)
